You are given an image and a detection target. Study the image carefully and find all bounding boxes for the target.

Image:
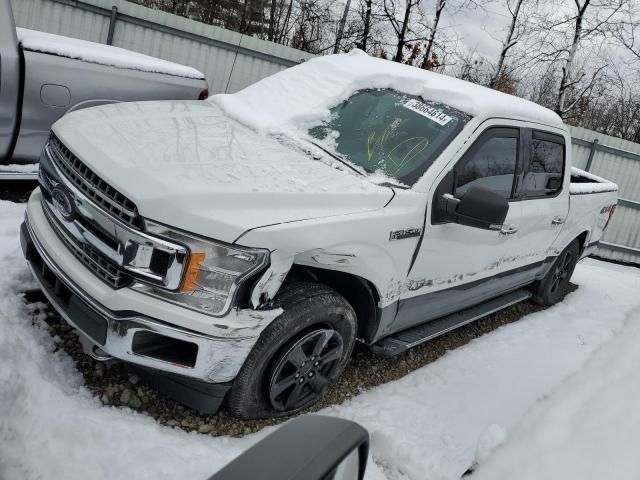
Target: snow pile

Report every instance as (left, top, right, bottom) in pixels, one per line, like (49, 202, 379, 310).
(570, 166, 619, 194)
(0, 164, 39, 174)
(17, 28, 204, 79)
(474, 424, 507, 464)
(212, 50, 563, 136)
(0, 202, 265, 480)
(473, 296, 640, 479)
(321, 259, 640, 479)
(2, 198, 640, 480)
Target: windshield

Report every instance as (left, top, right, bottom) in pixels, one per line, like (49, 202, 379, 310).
(308, 89, 470, 185)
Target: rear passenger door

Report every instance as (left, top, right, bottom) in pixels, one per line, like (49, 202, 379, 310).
(516, 129, 569, 264)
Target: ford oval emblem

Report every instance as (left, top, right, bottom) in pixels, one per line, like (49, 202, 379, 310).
(51, 187, 76, 222)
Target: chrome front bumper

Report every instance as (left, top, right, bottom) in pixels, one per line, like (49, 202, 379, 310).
(21, 216, 255, 384)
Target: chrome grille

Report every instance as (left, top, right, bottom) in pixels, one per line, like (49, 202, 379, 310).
(42, 201, 131, 289)
(48, 135, 140, 228)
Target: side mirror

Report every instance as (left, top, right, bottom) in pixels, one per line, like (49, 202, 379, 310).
(208, 415, 369, 480)
(441, 186, 509, 230)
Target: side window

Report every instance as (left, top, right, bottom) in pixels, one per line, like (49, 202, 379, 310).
(454, 129, 518, 200)
(523, 131, 565, 197)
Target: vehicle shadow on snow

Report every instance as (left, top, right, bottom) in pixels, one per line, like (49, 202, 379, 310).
(23, 284, 577, 437)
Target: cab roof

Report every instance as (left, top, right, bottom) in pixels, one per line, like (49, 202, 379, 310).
(213, 50, 565, 135)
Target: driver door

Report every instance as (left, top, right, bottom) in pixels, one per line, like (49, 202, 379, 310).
(389, 126, 524, 333)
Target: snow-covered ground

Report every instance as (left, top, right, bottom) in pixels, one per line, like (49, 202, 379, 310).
(0, 164, 39, 174)
(1, 198, 639, 480)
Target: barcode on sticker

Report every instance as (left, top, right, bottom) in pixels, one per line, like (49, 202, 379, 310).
(403, 99, 452, 126)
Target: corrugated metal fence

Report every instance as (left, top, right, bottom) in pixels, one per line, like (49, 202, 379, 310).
(9, 0, 640, 265)
(569, 126, 640, 265)
(10, 0, 313, 93)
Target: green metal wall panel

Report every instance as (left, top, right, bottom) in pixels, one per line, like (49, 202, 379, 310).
(10, 0, 313, 93)
(569, 126, 640, 264)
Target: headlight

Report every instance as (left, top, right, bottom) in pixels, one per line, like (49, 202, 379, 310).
(132, 220, 269, 316)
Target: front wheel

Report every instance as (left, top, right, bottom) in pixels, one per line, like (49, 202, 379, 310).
(531, 240, 580, 306)
(227, 282, 357, 419)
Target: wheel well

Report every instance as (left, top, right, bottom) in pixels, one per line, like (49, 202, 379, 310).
(283, 265, 380, 342)
(575, 231, 589, 254)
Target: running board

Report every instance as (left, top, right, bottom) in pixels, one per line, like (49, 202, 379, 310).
(371, 289, 532, 357)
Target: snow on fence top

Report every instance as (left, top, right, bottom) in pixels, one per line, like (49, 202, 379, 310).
(213, 50, 564, 135)
(16, 28, 205, 80)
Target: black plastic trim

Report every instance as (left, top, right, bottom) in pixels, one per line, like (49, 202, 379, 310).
(134, 367, 231, 415)
(208, 415, 369, 480)
(2, 44, 25, 165)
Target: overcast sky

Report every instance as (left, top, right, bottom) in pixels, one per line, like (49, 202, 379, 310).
(439, 3, 513, 59)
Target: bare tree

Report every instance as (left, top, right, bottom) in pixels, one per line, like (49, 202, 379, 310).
(382, 0, 424, 62)
(553, 0, 627, 117)
(612, 1, 640, 61)
(419, 0, 446, 68)
(355, 0, 373, 50)
(268, 0, 278, 39)
(489, 0, 525, 88)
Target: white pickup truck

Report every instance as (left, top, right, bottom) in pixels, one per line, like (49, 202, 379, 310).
(21, 51, 618, 419)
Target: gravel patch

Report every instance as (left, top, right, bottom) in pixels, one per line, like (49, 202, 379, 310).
(0, 180, 37, 203)
(22, 284, 577, 437)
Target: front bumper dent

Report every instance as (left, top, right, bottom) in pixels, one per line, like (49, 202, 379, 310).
(21, 216, 262, 386)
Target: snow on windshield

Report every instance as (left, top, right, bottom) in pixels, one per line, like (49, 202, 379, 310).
(17, 28, 205, 79)
(212, 50, 563, 137)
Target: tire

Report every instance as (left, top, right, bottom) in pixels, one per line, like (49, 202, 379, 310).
(227, 282, 357, 419)
(531, 240, 580, 307)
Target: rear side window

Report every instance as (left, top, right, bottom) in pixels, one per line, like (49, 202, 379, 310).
(454, 128, 518, 200)
(523, 131, 565, 197)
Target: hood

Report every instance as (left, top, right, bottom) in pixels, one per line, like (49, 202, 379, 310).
(52, 101, 393, 243)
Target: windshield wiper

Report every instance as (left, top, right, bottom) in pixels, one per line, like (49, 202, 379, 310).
(302, 139, 407, 189)
(306, 140, 365, 177)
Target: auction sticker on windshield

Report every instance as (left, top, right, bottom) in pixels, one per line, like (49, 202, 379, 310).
(403, 99, 453, 126)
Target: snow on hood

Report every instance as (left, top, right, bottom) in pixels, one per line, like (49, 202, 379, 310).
(212, 50, 564, 136)
(52, 100, 392, 243)
(16, 28, 204, 80)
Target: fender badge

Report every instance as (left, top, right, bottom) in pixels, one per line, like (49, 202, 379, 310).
(389, 227, 422, 241)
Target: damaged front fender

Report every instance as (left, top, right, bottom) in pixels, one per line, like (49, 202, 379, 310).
(250, 250, 295, 308)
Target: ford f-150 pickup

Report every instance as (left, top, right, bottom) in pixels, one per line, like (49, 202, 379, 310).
(21, 51, 618, 419)
(0, 0, 207, 170)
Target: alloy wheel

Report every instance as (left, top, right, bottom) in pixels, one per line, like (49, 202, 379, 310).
(550, 250, 574, 293)
(268, 328, 344, 411)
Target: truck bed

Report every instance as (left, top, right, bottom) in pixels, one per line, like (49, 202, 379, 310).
(570, 167, 618, 195)
(552, 167, 618, 259)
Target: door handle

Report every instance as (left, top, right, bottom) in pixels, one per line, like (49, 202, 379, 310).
(500, 225, 518, 235)
(552, 216, 565, 225)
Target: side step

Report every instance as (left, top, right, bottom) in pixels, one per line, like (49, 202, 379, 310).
(371, 289, 532, 357)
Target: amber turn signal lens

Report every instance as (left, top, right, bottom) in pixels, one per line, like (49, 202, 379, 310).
(180, 252, 205, 292)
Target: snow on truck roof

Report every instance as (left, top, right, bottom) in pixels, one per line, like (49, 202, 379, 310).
(16, 28, 204, 80)
(214, 50, 564, 134)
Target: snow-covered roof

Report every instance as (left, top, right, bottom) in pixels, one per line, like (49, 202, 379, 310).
(16, 28, 204, 80)
(213, 50, 564, 134)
